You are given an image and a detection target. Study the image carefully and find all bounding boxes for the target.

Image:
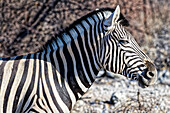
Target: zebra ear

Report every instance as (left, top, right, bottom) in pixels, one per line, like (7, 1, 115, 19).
(103, 5, 121, 30)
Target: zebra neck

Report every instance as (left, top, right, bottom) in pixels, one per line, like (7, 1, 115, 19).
(40, 13, 107, 105)
(41, 40, 101, 94)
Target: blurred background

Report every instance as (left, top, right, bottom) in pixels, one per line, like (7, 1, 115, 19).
(0, 0, 169, 112)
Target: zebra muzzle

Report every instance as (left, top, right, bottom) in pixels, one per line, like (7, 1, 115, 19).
(138, 60, 157, 88)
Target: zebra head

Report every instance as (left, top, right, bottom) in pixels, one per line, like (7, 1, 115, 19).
(102, 6, 157, 88)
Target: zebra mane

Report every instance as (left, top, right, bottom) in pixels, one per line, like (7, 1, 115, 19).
(39, 8, 129, 52)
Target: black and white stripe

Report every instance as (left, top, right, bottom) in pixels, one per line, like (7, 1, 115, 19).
(0, 6, 157, 113)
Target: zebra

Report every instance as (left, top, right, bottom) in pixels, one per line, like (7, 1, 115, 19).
(0, 6, 157, 113)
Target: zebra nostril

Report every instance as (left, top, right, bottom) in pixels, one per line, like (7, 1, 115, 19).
(148, 72, 154, 77)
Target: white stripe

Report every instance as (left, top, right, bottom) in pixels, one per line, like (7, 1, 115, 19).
(100, 41, 105, 64)
(39, 77, 52, 113)
(0, 57, 16, 113)
(103, 39, 109, 67)
(38, 98, 48, 112)
(46, 52, 70, 113)
(128, 58, 142, 67)
(81, 21, 98, 78)
(0, 60, 2, 65)
(6, 55, 27, 113)
(93, 15, 101, 58)
(24, 94, 53, 113)
(40, 52, 59, 113)
(131, 38, 148, 59)
(116, 48, 120, 73)
(87, 17, 100, 69)
(126, 55, 140, 62)
(56, 37, 64, 47)
(16, 53, 34, 112)
(84, 18, 98, 67)
(70, 27, 92, 84)
(24, 94, 38, 113)
(66, 37, 88, 92)
(120, 50, 124, 72)
(39, 78, 52, 113)
(51, 40, 58, 50)
(108, 38, 113, 71)
(51, 39, 64, 88)
(28, 94, 48, 113)
(77, 93, 81, 98)
(59, 46, 76, 108)
(113, 39, 117, 72)
(21, 53, 40, 112)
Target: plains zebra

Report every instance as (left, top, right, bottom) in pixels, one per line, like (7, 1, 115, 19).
(0, 6, 157, 113)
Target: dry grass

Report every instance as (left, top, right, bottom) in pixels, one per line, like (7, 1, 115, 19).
(113, 90, 165, 113)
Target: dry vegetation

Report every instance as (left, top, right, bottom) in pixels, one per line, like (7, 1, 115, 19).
(112, 90, 165, 112)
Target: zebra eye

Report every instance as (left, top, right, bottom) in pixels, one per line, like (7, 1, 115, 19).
(118, 39, 129, 44)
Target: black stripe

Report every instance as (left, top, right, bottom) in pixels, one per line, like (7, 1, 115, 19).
(43, 54, 63, 113)
(94, 14, 101, 55)
(110, 37, 116, 73)
(101, 36, 107, 65)
(3, 56, 22, 113)
(29, 109, 39, 113)
(85, 19, 100, 76)
(40, 51, 53, 112)
(36, 98, 48, 113)
(12, 54, 31, 112)
(131, 38, 147, 58)
(85, 18, 101, 69)
(55, 48, 73, 103)
(128, 59, 143, 68)
(105, 37, 111, 70)
(20, 53, 37, 112)
(77, 24, 96, 82)
(100, 11, 106, 33)
(127, 56, 141, 64)
(61, 37, 83, 98)
(105, 55, 110, 70)
(90, 16, 100, 60)
(126, 54, 138, 59)
(68, 24, 94, 83)
(24, 94, 37, 112)
(0, 61, 7, 90)
(118, 49, 124, 74)
(115, 39, 119, 73)
(48, 43, 57, 68)
(73, 27, 92, 88)
(127, 66, 141, 74)
(50, 55, 72, 110)
(130, 43, 145, 59)
(0, 57, 11, 61)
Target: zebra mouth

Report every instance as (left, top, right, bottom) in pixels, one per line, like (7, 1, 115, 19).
(138, 75, 149, 88)
(137, 69, 150, 88)
(137, 67, 157, 88)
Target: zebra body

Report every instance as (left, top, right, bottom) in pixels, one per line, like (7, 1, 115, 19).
(0, 6, 157, 113)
